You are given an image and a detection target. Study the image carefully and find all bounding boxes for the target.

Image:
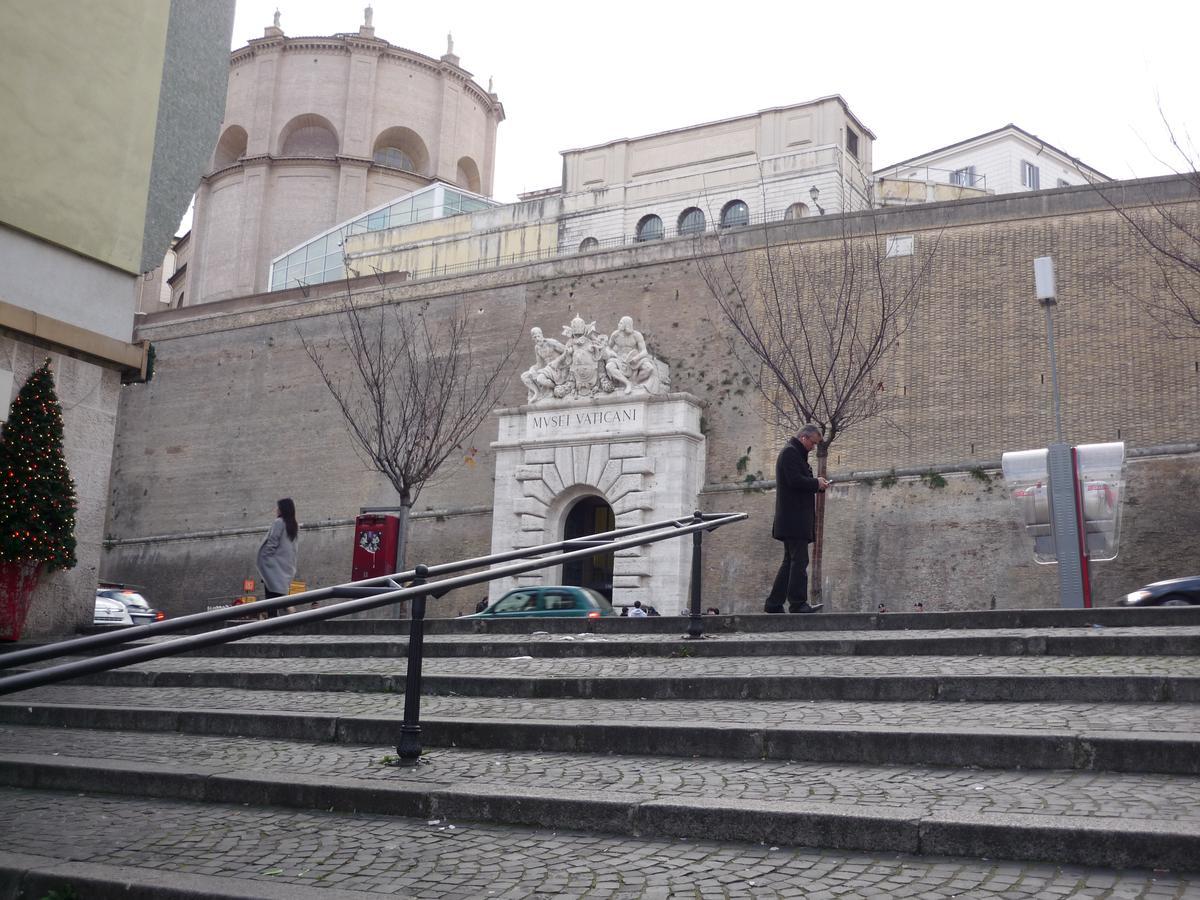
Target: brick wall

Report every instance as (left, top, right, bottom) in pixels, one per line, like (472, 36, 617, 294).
(103, 177, 1200, 621)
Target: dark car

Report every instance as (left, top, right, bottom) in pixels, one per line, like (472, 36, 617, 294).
(1115, 576, 1200, 607)
(97, 587, 166, 626)
(463, 586, 615, 619)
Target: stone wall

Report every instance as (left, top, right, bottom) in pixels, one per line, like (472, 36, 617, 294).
(103, 178, 1200, 620)
(4, 341, 121, 638)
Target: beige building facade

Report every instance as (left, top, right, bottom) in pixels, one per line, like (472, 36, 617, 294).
(0, 0, 234, 638)
(178, 15, 504, 306)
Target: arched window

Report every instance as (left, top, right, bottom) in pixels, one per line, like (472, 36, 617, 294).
(278, 114, 338, 156)
(372, 126, 430, 176)
(784, 202, 810, 220)
(374, 147, 415, 171)
(456, 156, 482, 194)
(720, 200, 749, 228)
(635, 214, 663, 242)
(678, 207, 706, 236)
(213, 125, 247, 169)
(579, 237, 599, 253)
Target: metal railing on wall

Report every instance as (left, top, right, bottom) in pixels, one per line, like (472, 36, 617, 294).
(0, 511, 746, 763)
(330, 205, 839, 289)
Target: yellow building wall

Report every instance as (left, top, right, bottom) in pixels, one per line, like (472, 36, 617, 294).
(0, 1, 170, 273)
(346, 220, 559, 278)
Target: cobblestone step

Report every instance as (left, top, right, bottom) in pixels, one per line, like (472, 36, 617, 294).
(133, 625, 1200, 659)
(3, 689, 1198, 774)
(3, 787, 1193, 898)
(31, 650, 1200, 702)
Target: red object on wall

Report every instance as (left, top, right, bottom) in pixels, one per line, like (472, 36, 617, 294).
(352, 514, 400, 581)
(0, 560, 43, 641)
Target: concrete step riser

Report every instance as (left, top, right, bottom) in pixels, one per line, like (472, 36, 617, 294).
(164, 634, 1200, 659)
(3, 705, 1197, 775)
(267, 606, 1200, 636)
(61, 669, 1200, 703)
(1, 757, 1196, 873)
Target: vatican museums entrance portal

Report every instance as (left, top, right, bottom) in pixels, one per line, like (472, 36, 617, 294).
(562, 495, 615, 601)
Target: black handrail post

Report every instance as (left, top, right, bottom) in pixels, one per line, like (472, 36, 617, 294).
(685, 510, 705, 640)
(396, 564, 430, 765)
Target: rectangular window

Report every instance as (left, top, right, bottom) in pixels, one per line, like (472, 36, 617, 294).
(885, 235, 914, 258)
(846, 128, 859, 160)
(1021, 160, 1040, 189)
(950, 165, 977, 187)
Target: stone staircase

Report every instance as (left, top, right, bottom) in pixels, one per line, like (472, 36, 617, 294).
(1, 606, 1198, 898)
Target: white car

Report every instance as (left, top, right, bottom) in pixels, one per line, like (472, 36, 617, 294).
(93, 594, 133, 627)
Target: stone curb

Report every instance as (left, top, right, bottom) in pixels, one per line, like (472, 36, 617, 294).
(0, 849, 384, 899)
(266, 606, 1200, 637)
(56, 669, 1200, 703)
(2, 759, 1198, 873)
(2, 707, 1198, 775)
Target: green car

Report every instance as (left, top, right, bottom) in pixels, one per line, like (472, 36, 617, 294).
(464, 586, 616, 619)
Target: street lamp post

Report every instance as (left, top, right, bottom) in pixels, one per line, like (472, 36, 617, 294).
(1033, 256, 1086, 608)
(1034, 256, 1063, 443)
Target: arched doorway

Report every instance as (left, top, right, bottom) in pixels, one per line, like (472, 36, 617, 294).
(562, 495, 615, 600)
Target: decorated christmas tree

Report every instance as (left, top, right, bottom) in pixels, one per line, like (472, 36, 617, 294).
(0, 360, 77, 640)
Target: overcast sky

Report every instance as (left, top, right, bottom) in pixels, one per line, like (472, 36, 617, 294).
(230, 0, 1197, 203)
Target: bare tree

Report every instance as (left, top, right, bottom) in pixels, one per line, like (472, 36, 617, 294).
(302, 289, 522, 581)
(1091, 109, 1200, 336)
(697, 205, 941, 605)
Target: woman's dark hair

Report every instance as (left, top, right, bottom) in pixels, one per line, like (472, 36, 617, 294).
(277, 497, 298, 541)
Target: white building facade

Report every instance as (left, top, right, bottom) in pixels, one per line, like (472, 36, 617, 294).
(874, 124, 1108, 206)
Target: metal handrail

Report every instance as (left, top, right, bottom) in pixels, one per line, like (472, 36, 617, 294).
(0, 510, 746, 760)
(0, 511, 733, 670)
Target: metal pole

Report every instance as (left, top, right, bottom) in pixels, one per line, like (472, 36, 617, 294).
(1043, 304, 1064, 444)
(686, 511, 705, 640)
(396, 564, 429, 764)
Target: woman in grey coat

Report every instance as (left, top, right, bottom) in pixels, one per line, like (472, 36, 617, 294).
(257, 498, 298, 618)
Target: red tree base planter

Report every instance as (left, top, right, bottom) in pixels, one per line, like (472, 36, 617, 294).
(0, 560, 43, 642)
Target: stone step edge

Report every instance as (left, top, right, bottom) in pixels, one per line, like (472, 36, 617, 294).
(154, 632, 1200, 659)
(1, 756, 1197, 874)
(0, 848, 380, 900)
(65, 669, 1200, 704)
(2, 704, 1197, 775)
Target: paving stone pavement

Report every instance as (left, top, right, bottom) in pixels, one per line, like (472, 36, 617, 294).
(2, 724, 1199, 824)
(4, 684, 1199, 734)
(133, 625, 1200, 646)
(0, 787, 1194, 899)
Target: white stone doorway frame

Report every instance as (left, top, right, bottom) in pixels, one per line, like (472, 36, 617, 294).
(489, 393, 705, 612)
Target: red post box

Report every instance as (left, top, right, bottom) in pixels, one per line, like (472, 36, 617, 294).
(352, 514, 400, 581)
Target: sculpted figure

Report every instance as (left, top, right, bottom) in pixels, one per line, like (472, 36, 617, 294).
(520, 315, 670, 404)
(520, 327, 567, 403)
(609, 316, 658, 391)
(364, 5, 373, 26)
(273, 8, 281, 27)
(596, 334, 631, 394)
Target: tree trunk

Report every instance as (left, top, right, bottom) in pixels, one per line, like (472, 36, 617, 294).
(810, 448, 829, 607)
(393, 495, 412, 620)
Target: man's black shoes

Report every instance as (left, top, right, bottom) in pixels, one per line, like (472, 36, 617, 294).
(763, 605, 785, 614)
(789, 603, 824, 614)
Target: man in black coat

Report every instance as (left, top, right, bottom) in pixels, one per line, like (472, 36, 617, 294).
(765, 424, 829, 613)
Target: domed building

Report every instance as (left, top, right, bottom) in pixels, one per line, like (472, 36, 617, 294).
(176, 11, 504, 306)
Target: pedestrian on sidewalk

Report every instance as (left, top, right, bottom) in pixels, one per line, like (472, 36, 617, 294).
(764, 424, 829, 614)
(628, 601, 648, 618)
(257, 498, 299, 618)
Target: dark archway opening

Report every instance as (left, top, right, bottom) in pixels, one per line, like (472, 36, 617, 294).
(562, 495, 615, 601)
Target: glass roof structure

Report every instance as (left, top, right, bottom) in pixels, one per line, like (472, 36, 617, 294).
(268, 183, 496, 292)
